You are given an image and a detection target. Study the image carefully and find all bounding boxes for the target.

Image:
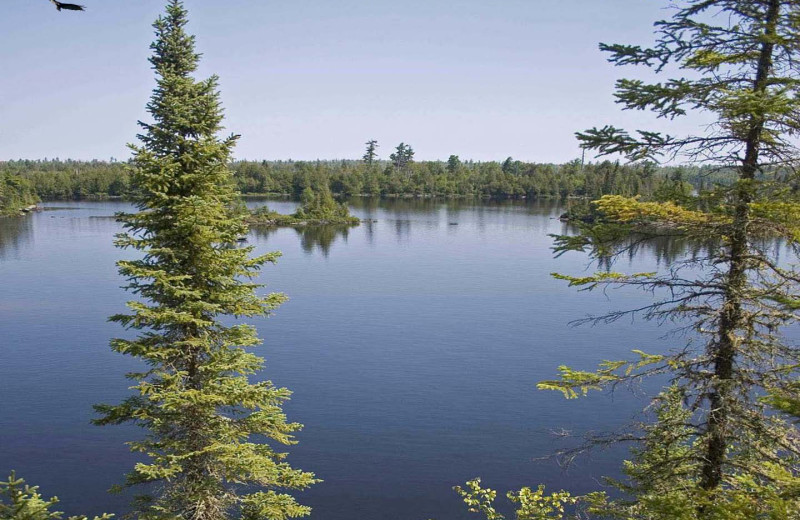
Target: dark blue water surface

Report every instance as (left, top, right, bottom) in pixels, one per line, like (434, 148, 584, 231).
(2, 199, 681, 519)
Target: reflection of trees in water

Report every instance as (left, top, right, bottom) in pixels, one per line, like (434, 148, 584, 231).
(345, 196, 562, 218)
(248, 224, 353, 257)
(650, 235, 721, 267)
(354, 198, 379, 245)
(362, 219, 377, 245)
(346, 197, 381, 214)
(248, 225, 279, 243)
(251, 197, 775, 267)
(348, 197, 557, 241)
(354, 197, 564, 237)
(592, 233, 724, 271)
(0, 216, 33, 260)
(295, 225, 351, 257)
(393, 219, 411, 242)
(558, 218, 729, 270)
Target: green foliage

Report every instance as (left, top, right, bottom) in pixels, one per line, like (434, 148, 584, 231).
(453, 479, 576, 520)
(247, 205, 285, 224)
(749, 199, 800, 243)
(93, 2, 316, 519)
(652, 170, 693, 204)
(584, 388, 800, 519)
(456, 387, 800, 520)
(229, 159, 734, 200)
(447, 155, 461, 174)
(594, 195, 724, 228)
(0, 473, 111, 520)
(454, 479, 503, 520)
(292, 185, 357, 223)
(3, 160, 129, 200)
(212, 158, 689, 200)
(227, 158, 730, 200)
(247, 185, 359, 227)
(550, 271, 656, 289)
(537, 349, 665, 399)
(766, 381, 800, 419)
(0, 173, 38, 216)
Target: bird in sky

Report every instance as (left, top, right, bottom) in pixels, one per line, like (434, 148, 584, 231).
(49, 0, 86, 11)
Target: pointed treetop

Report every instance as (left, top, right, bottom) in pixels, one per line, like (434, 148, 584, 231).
(150, 0, 199, 77)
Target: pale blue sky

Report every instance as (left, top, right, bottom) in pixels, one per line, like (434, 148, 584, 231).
(1, 1, 707, 162)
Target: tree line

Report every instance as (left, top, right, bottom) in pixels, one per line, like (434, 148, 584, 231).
(1, 156, 738, 203)
(1, 159, 130, 201)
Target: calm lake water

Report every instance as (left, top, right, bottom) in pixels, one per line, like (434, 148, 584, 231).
(2, 198, 685, 519)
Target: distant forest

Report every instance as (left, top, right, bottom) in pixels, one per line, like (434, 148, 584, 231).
(0, 157, 739, 204)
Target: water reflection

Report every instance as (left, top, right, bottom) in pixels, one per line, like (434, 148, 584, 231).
(0, 216, 33, 260)
(296, 225, 352, 256)
(249, 224, 355, 257)
(595, 233, 724, 270)
(393, 219, 412, 243)
(10, 198, 785, 270)
(351, 198, 379, 245)
(559, 224, 798, 274)
(344, 196, 561, 217)
(362, 219, 377, 245)
(245, 196, 765, 265)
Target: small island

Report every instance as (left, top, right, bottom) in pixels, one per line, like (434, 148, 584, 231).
(246, 186, 360, 227)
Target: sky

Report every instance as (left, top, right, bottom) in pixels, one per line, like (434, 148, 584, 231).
(1, 0, 710, 162)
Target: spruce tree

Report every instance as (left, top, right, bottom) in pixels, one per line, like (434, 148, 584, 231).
(536, 0, 800, 516)
(94, 2, 316, 519)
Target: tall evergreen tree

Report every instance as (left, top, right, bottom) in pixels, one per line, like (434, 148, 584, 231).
(94, 3, 316, 519)
(538, 0, 800, 515)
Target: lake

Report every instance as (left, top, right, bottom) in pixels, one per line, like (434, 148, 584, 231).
(1, 198, 683, 519)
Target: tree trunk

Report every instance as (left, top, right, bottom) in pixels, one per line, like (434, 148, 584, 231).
(699, 0, 781, 493)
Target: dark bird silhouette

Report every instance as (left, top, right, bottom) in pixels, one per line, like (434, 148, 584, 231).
(49, 0, 86, 11)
